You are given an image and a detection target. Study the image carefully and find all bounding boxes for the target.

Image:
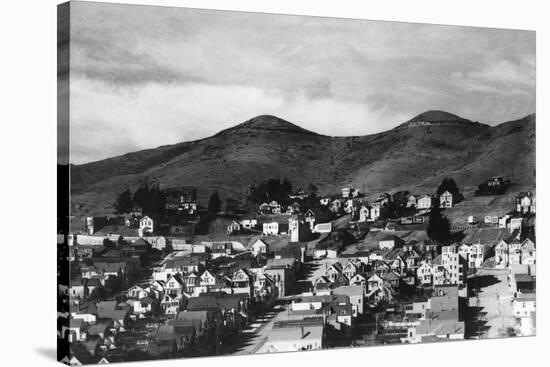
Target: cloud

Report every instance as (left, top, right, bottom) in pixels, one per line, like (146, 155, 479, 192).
(68, 2, 536, 163)
(69, 78, 408, 163)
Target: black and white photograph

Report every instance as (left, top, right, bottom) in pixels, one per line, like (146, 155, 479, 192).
(54, 1, 538, 365)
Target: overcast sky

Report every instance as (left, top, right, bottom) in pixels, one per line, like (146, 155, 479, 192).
(68, 1, 535, 164)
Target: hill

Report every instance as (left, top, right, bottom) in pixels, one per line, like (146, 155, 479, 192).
(69, 112, 535, 218)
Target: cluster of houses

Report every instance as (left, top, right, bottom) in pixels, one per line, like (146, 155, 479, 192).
(60, 230, 313, 362)
(59, 179, 536, 362)
(312, 237, 469, 303)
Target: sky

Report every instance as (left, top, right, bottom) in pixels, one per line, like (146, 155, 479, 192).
(66, 1, 536, 164)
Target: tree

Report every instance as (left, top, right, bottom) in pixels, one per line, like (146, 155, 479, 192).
(307, 183, 318, 197)
(208, 191, 222, 214)
(427, 206, 451, 244)
(114, 189, 133, 214)
(133, 184, 150, 210)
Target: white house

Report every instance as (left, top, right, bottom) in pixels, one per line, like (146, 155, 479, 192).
(313, 222, 332, 233)
(263, 222, 279, 235)
(406, 195, 417, 208)
(416, 263, 433, 286)
(251, 239, 269, 256)
(269, 201, 282, 214)
(370, 202, 381, 220)
(521, 238, 536, 265)
(516, 192, 535, 214)
(359, 205, 370, 223)
(439, 191, 453, 208)
(416, 195, 432, 210)
(241, 219, 258, 230)
(319, 198, 331, 206)
(289, 218, 310, 242)
(139, 216, 154, 235)
(494, 240, 509, 268)
(330, 199, 342, 213)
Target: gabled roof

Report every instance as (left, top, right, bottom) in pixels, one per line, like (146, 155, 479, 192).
(133, 238, 151, 247)
(383, 271, 401, 281)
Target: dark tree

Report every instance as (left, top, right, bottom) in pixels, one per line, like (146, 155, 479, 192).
(249, 178, 294, 205)
(437, 178, 460, 197)
(114, 189, 133, 214)
(225, 198, 239, 214)
(307, 183, 318, 197)
(89, 285, 109, 301)
(133, 184, 150, 210)
(131, 183, 166, 217)
(208, 191, 222, 214)
(427, 206, 451, 244)
(282, 178, 293, 197)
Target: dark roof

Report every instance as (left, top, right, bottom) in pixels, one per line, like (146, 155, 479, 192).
(132, 238, 151, 247)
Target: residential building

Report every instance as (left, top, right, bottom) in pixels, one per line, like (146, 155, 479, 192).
(439, 191, 453, 208)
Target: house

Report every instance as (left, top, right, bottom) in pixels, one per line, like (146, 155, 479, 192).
(123, 237, 150, 257)
(439, 191, 453, 208)
(510, 217, 526, 235)
(263, 222, 279, 235)
(378, 235, 404, 250)
(370, 202, 381, 220)
(313, 222, 332, 233)
(161, 293, 181, 315)
(516, 192, 535, 214)
(458, 243, 485, 269)
(342, 262, 359, 280)
(406, 195, 417, 208)
(330, 199, 342, 213)
(383, 271, 401, 289)
(265, 258, 297, 297)
(324, 263, 347, 284)
(162, 256, 201, 276)
(127, 285, 149, 300)
(376, 192, 392, 204)
(227, 221, 241, 234)
(241, 219, 258, 230)
(417, 262, 433, 286)
(148, 236, 167, 251)
(435, 246, 466, 285)
(494, 240, 509, 268)
(270, 200, 282, 214)
(416, 195, 432, 210)
(131, 296, 154, 315)
(366, 274, 384, 294)
(349, 273, 366, 287)
(406, 285, 464, 343)
(96, 301, 129, 328)
(165, 273, 185, 297)
(319, 197, 331, 206)
(341, 187, 352, 198)
(263, 319, 324, 353)
(289, 218, 311, 242)
(259, 202, 271, 214)
(289, 188, 308, 200)
(198, 270, 218, 287)
(139, 216, 154, 235)
(389, 254, 406, 275)
(250, 239, 269, 256)
(403, 248, 421, 270)
(303, 209, 317, 229)
(509, 238, 523, 265)
(521, 238, 536, 265)
(512, 292, 536, 336)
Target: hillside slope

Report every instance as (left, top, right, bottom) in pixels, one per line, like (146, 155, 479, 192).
(70, 112, 535, 217)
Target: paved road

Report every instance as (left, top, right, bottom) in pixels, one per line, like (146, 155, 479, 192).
(232, 304, 289, 355)
(468, 268, 516, 338)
